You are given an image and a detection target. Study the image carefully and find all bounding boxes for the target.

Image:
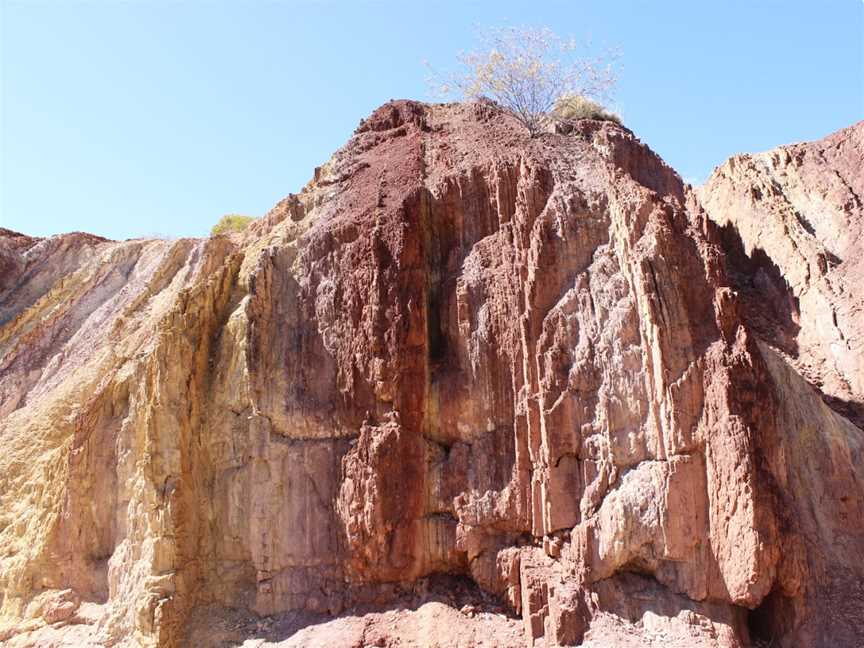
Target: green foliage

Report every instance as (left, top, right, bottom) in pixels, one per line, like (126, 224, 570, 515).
(211, 214, 255, 236)
(553, 93, 622, 125)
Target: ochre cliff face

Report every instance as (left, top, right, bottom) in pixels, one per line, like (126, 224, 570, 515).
(697, 123, 864, 646)
(699, 123, 864, 424)
(0, 104, 861, 648)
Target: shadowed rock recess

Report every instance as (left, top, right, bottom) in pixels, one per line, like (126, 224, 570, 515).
(0, 102, 861, 647)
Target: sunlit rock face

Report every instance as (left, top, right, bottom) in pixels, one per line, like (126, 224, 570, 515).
(0, 103, 861, 648)
(699, 123, 864, 425)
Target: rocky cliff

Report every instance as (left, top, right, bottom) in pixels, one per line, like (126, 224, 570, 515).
(0, 102, 861, 648)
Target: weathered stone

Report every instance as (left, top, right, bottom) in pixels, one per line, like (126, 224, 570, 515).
(0, 105, 862, 647)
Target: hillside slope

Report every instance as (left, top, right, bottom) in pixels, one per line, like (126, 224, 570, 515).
(1, 103, 861, 647)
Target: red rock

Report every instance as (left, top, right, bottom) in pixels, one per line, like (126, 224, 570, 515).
(0, 103, 861, 648)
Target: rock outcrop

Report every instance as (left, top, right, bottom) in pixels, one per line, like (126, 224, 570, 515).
(699, 123, 864, 426)
(0, 103, 861, 647)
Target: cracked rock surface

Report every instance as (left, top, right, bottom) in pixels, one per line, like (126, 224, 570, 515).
(0, 103, 861, 647)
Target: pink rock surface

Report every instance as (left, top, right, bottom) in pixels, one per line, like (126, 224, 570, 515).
(0, 104, 861, 647)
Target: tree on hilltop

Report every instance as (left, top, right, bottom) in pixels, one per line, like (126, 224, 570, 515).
(429, 26, 619, 137)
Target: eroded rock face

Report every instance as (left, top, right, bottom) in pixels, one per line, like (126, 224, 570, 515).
(698, 123, 864, 646)
(699, 123, 864, 424)
(0, 104, 861, 648)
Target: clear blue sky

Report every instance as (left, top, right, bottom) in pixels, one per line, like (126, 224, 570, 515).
(1, 0, 862, 240)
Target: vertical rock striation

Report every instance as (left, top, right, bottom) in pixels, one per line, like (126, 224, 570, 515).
(699, 122, 864, 645)
(0, 105, 861, 647)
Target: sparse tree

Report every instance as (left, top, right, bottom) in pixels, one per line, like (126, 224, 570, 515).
(431, 26, 618, 137)
(211, 214, 255, 236)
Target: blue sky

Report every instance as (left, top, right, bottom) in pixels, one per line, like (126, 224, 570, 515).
(1, 0, 862, 240)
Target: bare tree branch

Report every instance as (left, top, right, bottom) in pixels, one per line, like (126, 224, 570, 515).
(429, 26, 619, 137)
